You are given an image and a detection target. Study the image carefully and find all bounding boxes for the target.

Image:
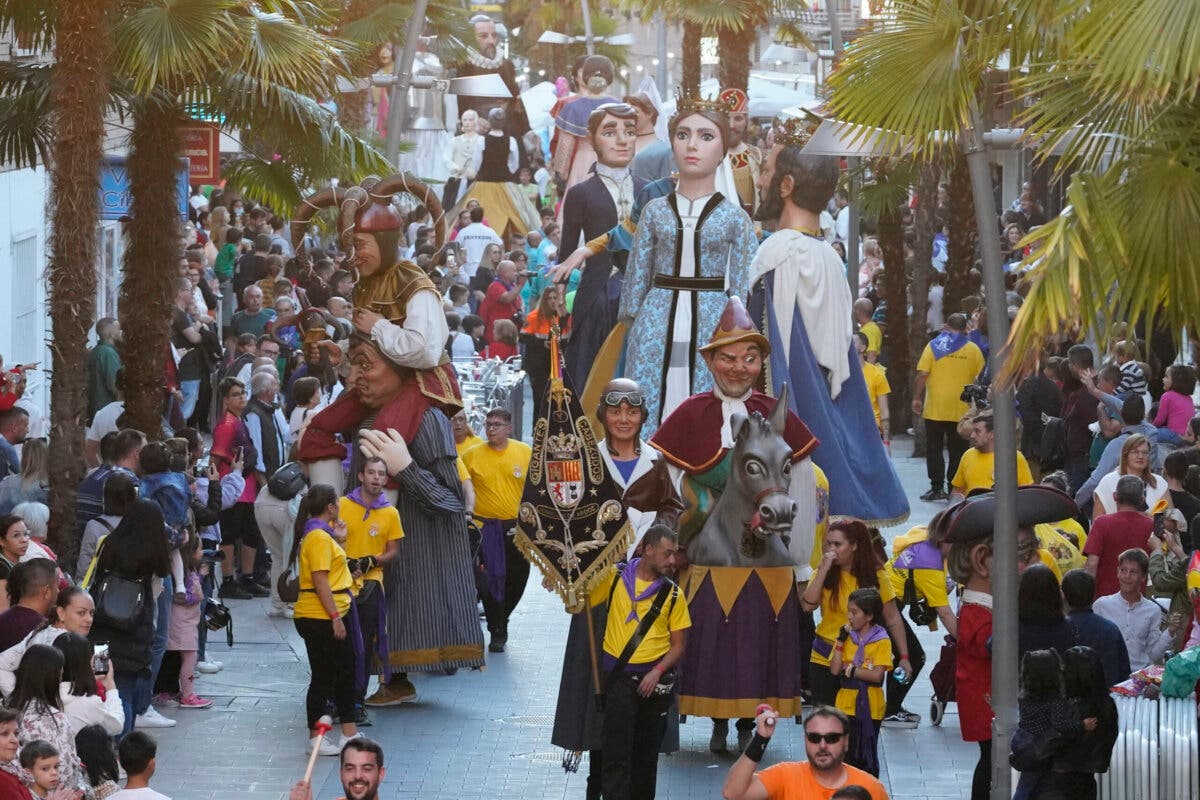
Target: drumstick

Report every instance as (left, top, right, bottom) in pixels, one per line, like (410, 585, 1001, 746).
(303, 715, 334, 784)
(755, 703, 776, 726)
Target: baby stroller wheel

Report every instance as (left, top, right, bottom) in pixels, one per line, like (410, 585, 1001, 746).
(929, 698, 945, 727)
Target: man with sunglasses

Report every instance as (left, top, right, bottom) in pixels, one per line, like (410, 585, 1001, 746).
(722, 705, 889, 800)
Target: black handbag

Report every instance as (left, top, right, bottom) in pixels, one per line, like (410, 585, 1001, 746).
(267, 462, 308, 501)
(1009, 726, 1063, 772)
(92, 573, 149, 631)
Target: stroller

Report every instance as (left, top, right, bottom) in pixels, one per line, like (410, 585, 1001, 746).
(927, 634, 957, 726)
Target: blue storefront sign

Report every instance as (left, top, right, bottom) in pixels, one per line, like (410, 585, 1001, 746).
(99, 157, 190, 220)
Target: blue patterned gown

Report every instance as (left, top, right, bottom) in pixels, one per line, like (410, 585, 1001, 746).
(618, 192, 756, 435)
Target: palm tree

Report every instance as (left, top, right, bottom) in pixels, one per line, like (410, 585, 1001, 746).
(0, 0, 114, 556)
(943, 155, 975, 316)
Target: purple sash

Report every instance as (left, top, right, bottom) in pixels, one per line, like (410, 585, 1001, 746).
(894, 540, 944, 571)
(846, 625, 888, 775)
(342, 589, 366, 691)
(480, 518, 509, 602)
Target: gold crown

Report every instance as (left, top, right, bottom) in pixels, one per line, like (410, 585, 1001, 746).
(773, 116, 815, 148)
(674, 86, 735, 116)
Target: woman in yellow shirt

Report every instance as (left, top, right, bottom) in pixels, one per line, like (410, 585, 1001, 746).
(292, 484, 360, 756)
(800, 520, 912, 707)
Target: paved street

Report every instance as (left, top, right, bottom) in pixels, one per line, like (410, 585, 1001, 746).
(150, 437, 977, 800)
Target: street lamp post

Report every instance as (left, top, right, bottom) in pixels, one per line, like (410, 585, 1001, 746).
(581, 0, 595, 55)
(384, 0, 431, 167)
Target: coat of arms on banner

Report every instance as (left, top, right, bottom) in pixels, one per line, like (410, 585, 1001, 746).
(546, 433, 584, 508)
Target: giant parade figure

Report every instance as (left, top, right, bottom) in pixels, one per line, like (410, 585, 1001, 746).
(650, 297, 821, 753)
(452, 106, 540, 237)
(618, 90, 758, 434)
(552, 55, 621, 198)
(452, 14, 530, 146)
(718, 88, 761, 216)
(748, 118, 909, 527)
(291, 177, 485, 700)
(560, 103, 645, 389)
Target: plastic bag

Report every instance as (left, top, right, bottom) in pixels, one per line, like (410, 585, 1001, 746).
(1162, 647, 1200, 698)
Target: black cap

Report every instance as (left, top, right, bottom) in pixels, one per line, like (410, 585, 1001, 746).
(943, 485, 1079, 544)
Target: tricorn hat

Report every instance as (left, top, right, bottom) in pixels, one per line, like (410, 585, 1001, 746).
(942, 485, 1079, 544)
(699, 296, 771, 356)
(718, 87, 749, 115)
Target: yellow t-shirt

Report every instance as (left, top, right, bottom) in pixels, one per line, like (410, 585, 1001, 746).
(338, 496, 404, 588)
(1034, 522, 1085, 574)
(589, 569, 692, 665)
(462, 440, 532, 520)
(813, 569, 896, 666)
(886, 532, 950, 611)
(809, 464, 831, 573)
(916, 340, 986, 422)
(859, 320, 882, 356)
(455, 434, 483, 457)
(294, 528, 354, 620)
(835, 634, 893, 720)
(456, 456, 470, 483)
(861, 361, 891, 429)
(950, 447, 1033, 494)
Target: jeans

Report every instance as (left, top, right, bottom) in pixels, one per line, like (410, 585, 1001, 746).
(180, 379, 201, 422)
(885, 615, 927, 716)
(114, 670, 146, 737)
(294, 616, 357, 730)
(140, 575, 173, 715)
(924, 419, 968, 491)
(601, 676, 671, 800)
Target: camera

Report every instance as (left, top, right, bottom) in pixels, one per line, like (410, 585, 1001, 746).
(960, 383, 990, 408)
(518, 270, 537, 279)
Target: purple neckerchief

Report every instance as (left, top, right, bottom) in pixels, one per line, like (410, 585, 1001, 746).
(480, 519, 509, 603)
(621, 559, 664, 623)
(845, 624, 888, 775)
(345, 487, 390, 521)
(304, 518, 336, 536)
(930, 330, 969, 360)
(894, 539, 944, 571)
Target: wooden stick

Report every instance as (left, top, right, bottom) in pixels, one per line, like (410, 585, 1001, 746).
(303, 716, 333, 784)
(584, 604, 604, 712)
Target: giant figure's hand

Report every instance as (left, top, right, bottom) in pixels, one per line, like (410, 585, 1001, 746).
(359, 428, 414, 475)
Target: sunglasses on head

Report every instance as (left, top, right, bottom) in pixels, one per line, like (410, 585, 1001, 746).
(602, 391, 644, 407)
(805, 732, 845, 745)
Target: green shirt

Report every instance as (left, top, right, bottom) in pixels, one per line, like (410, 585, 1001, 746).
(86, 341, 122, 420)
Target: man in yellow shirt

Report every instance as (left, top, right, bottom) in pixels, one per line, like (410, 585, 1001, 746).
(855, 332, 891, 440)
(451, 410, 483, 456)
(949, 410, 1034, 503)
(462, 407, 532, 653)
(854, 299, 882, 364)
(341, 457, 404, 716)
(587, 525, 690, 800)
(912, 313, 985, 502)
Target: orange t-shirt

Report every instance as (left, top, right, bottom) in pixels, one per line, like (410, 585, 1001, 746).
(757, 761, 890, 800)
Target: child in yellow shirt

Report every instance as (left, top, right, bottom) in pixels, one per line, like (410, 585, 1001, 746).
(830, 587, 893, 777)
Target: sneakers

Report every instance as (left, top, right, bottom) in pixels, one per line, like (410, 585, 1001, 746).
(317, 732, 363, 757)
(919, 487, 948, 502)
(241, 577, 270, 598)
(488, 626, 508, 653)
(267, 603, 294, 619)
(709, 719, 729, 753)
(178, 694, 213, 709)
(220, 579, 252, 600)
(135, 708, 177, 729)
(196, 661, 223, 674)
(152, 693, 179, 708)
(882, 709, 921, 729)
(354, 706, 372, 727)
(364, 678, 417, 707)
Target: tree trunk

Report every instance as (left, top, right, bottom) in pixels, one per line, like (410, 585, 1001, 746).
(681, 20, 702, 94)
(879, 196, 909, 432)
(45, 0, 112, 557)
(716, 25, 753, 93)
(119, 101, 184, 440)
(909, 161, 941, 458)
(944, 153, 976, 317)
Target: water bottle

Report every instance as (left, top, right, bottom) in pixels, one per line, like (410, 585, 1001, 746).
(893, 667, 908, 685)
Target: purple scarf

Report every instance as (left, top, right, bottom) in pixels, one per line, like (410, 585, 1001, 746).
(930, 330, 969, 360)
(845, 624, 889, 775)
(621, 559, 664, 623)
(480, 519, 509, 603)
(345, 487, 391, 520)
(304, 518, 335, 536)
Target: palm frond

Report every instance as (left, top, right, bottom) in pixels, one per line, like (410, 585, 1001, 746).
(825, 0, 988, 157)
(227, 8, 347, 99)
(221, 155, 310, 213)
(0, 0, 54, 54)
(114, 0, 239, 95)
(0, 80, 51, 169)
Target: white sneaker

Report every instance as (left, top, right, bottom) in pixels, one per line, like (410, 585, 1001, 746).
(135, 708, 177, 729)
(196, 661, 222, 674)
(267, 604, 294, 619)
(317, 734, 342, 756)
